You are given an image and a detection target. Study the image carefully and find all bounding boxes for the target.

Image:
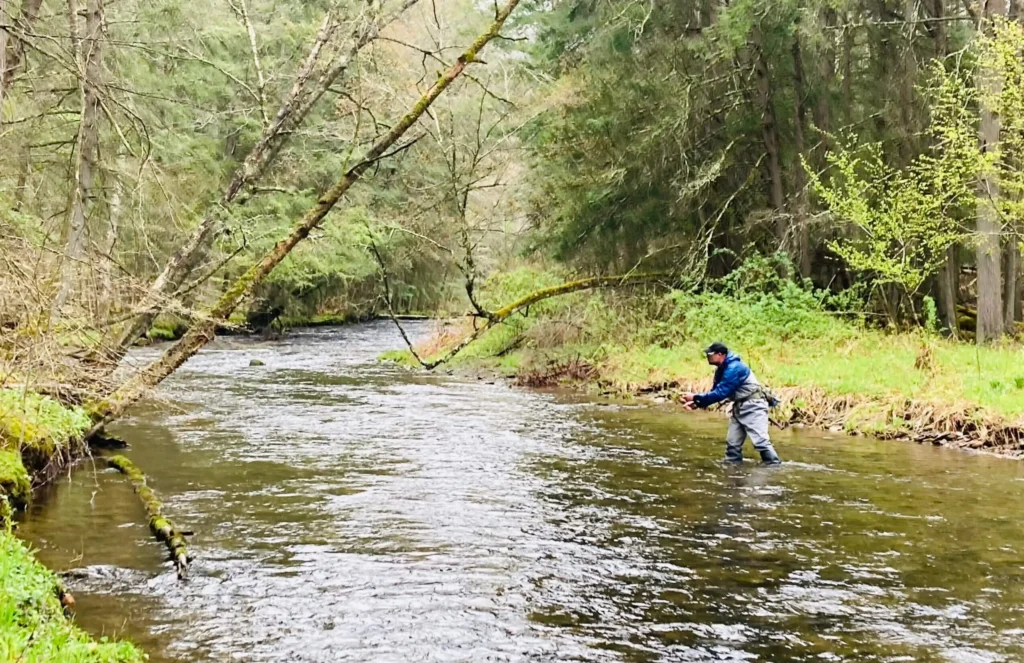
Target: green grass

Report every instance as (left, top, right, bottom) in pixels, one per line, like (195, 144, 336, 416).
(0, 530, 142, 662)
(590, 333, 1024, 417)
(0, 389, 92, 459)
(389, 264, 1024, 423)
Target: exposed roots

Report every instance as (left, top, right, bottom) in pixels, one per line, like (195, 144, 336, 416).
(513, 357, 596, 388)
(107, 455, 190, 579)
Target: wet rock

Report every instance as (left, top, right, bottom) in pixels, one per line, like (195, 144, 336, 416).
(249, 359, 266, 367)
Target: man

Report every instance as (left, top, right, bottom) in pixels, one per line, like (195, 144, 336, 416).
(682, 343, 782, 465)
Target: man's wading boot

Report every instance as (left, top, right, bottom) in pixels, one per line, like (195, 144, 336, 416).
(759, 448, 782, 466)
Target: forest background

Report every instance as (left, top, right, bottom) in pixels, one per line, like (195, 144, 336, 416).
(3, 0, 1024, 447)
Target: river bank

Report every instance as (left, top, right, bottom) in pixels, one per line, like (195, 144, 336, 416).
(388, 322, 1024, 458)
(0, 388, 142, 662)
(380, 271, 1024, 459)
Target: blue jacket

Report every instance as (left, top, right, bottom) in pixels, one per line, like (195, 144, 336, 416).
(693, 352, 751, 408)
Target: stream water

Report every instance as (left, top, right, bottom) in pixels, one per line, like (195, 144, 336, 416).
(15, 322, 1024, 662)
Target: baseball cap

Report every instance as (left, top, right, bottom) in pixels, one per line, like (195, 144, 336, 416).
(704, 342, 729, 356)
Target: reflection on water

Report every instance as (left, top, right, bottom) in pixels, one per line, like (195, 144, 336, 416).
(16, 321, 1024, 661)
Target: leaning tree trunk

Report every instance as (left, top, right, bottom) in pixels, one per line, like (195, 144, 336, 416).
(89, 0, 523, 431)
(103, 0, 419, 363)
(976, 0, 1007, 344)
(53, 0, 104, 321)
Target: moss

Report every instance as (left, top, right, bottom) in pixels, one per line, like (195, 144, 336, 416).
(107, 455, 189, 578)
(278, 312, 355, 328)
(378, 349, 419, 367)
(144, 314, 189, 342)
(0, 529, 143, 661)
(0, 389, 91, 458)
(145, 326, 176, 342)
(0, 450, 31, 509)
(0, 389, 92, 509)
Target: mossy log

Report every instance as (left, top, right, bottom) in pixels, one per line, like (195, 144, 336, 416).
(106, 455, 189, 579)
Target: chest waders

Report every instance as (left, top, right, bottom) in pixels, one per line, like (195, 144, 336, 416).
(726, 379, 782, 465)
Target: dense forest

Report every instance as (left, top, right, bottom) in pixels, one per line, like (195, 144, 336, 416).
(2, 0, 1024, 406)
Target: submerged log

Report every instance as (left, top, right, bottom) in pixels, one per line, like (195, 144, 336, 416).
(107, 455, 189, 579)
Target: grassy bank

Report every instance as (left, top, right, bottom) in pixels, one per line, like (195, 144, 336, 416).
(385, 264, 1024, 457)
(0, 531, 143, 662)
(0, 388, 141, 661)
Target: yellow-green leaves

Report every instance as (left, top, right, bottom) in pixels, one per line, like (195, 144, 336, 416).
(811, 62, 977, 297)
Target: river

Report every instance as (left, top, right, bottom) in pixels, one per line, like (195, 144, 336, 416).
(15, 322, 1024, 662)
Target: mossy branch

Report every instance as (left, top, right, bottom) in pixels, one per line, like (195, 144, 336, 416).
(408, 272, 674, 369)
(107, 455, 189, 579)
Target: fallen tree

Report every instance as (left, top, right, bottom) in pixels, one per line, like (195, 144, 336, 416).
(386, 272, 676, 369)
(98, 0, 421, 364)
(107, 455, 189, 579)
(87, 0, 524, 433)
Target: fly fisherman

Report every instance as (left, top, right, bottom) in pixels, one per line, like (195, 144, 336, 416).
(682, 343, 782, 465)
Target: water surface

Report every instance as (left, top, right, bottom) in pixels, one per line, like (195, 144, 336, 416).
(18, 322, 1024, 661)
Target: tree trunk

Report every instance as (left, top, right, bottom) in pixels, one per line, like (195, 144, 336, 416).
(899, 0, 919, 161)
(103, 0, 419, 362)
(813, 8, 836, 146)
(929, 0, 958, 336)
(842, 13, 853, 117)
(932, 0, 948, 57)
(89, 0, 523, 431)
(1, 0, 45, 103)
(1, 0, 8, 123)
(938, 245, 959, 334)
(12, 146, 31, 209)
(99, 151, 125, 319)
(792, 35, 812, 276)
(1006, 240, 1020, 330)
(751, 27, 785, 242)
(53, 0, 104, 320)
(976, 0, 1007, 343)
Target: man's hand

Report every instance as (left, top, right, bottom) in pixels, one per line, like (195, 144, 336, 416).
(681, 393, 698, 410)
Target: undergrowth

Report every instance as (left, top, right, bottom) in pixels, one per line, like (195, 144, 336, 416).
(0, 529, 142, 662)
(0, 389, 91, 506)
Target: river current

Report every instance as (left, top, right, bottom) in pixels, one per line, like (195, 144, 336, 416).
(16, 322, 1024, 662)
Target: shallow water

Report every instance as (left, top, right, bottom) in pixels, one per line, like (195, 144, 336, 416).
(16, 321, 1024, 662)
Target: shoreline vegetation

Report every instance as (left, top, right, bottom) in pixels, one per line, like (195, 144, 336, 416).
(381, 265, 1024, 460)
(0, 389, 142, 661)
